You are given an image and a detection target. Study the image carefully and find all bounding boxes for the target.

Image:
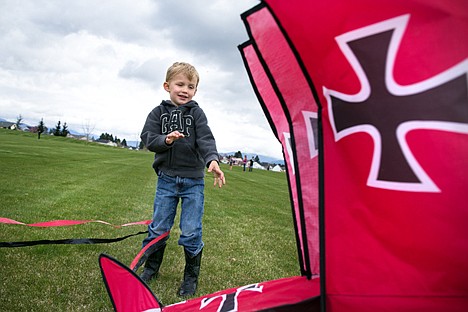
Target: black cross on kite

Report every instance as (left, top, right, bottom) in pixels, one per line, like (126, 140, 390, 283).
(324, 15, 468, 192)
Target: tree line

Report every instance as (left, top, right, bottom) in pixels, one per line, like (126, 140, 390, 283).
(98, 132, 127, 147)
(28, 117, 69, 139)
(12, 115, 128, 147)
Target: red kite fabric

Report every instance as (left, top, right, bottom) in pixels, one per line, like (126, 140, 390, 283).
(100, 253, 320, 312)
(158, 276, 320, 312)
(100, 254, 163, 312)
(241, 0, 468, 311)
(240, 5, 321, 279)
(100, 230, 321, 311)
(130, 231, 170, 272)
(0, 217, 151, 227)
(99, 1, 467, 310)
(238, 42, 312, 277)
(0, 217, 152, 247)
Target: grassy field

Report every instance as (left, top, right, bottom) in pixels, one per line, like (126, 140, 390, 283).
(0, 129, 298, 311)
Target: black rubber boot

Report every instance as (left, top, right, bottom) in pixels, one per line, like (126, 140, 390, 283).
(178, 248, 202, 297)
(140, 244, 166, 283)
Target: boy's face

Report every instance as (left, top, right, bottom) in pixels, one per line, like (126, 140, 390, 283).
(164, 73, 198, 106)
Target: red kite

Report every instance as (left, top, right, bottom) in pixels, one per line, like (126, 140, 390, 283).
(100, 1, 468, 310)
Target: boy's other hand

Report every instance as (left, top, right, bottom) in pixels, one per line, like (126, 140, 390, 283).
(165, 131, 185, 144)
(208, 161, 226, 188)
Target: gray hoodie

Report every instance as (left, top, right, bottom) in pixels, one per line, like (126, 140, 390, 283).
(140, 100, 219, 178)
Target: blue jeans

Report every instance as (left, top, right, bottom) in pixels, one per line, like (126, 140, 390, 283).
(143, 171, 205, 257)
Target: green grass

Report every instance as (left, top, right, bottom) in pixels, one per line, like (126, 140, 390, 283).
(0, 129, 298, 311)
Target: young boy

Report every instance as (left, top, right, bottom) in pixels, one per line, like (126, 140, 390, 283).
(138, 62, 225, 297)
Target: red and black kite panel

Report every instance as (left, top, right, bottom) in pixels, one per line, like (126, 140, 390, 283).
(241, 0, 468, 311)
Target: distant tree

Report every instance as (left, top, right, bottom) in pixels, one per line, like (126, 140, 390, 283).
(139, 141, 145, 150)
(100, 132, 115, 142)
(37, 118, 45, 139)
(53, 121, 61, 136)
(135, 133, 140, 149)
(234, 151, 242, 158)
(15, 114, 23, 130)
(96, 132, 128, 146)
(81, 120, 95, 143)
(61, 122, 69, 137)
(254, 155, 260, 163)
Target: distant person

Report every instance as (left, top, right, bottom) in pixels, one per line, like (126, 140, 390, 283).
(138, 62, 226, 298)
(249, 157, 254, 172)
(243, 155, 248, 171)
(229, 156, 234, 170)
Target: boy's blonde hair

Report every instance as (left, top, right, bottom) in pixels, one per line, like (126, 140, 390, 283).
(166, 62, 200, 86)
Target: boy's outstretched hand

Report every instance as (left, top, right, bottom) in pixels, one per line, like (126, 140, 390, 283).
(208, 161, 226, 188)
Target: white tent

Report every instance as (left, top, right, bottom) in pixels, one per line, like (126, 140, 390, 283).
(271, 165, 282, 172)
(253, 162, 265, 170)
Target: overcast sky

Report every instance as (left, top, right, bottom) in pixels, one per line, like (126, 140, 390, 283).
(0, 0, 284, 159)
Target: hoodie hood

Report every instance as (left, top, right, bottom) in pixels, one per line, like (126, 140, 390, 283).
(161, 99, 199, 111)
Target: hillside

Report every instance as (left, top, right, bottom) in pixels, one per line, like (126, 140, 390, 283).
(0, 129, 296, 310)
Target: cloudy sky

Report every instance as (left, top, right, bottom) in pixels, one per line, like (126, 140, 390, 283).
(0, 0, 284, 159)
